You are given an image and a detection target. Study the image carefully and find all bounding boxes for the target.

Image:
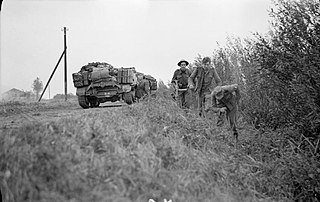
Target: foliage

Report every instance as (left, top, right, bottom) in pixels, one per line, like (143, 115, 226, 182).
(190, 1, 320, 200)
(247, 0, 320, 138)
(1, 87, 319, 202)
(212, 45, 235, 85)
(53, 93, 77, 100)
(191, 54, 204, 70)
(209, 36, 254, 116)
(183, 1, 320, 200)
(0, 97, 262, 202)
(1, 1, 320, 201)
(32, 77, 43, 100)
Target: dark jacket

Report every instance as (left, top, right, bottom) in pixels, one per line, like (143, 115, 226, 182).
(171, 68, 191, 89)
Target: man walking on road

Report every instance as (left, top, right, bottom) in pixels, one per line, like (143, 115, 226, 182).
(188, 57, 222, 116)
(171, 59, 191, 108)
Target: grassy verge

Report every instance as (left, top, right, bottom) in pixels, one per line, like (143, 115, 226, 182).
(0, 95, 318, 201)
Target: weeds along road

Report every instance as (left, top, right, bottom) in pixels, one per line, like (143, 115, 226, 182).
(0, 99, 125, 131)
(0, 97, 297, 201)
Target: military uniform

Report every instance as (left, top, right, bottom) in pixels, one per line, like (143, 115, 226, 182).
(188, 65, 222, 115)
(135, 78, 150, 100)
(171, 60, 191, 108)
(209, 84, 241, 140)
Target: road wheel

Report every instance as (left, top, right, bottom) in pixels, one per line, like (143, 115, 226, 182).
(123, 92, 133, 105)
(89, 97, 100, 108)
(78, 96, 90, 109)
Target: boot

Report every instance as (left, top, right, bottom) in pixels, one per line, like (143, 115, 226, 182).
(233, 131, 239, 149)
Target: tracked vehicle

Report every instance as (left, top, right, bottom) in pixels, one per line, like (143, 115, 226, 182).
(72, 62, 138, 108)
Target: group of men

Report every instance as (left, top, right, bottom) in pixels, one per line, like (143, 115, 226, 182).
(171, 57, 241, 142)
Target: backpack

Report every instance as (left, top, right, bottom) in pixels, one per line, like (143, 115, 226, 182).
(144, 75, 158, 90)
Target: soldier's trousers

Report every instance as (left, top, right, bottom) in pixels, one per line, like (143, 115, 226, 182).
(177, 90, 188, 108)
(218, 105, 238, 137)
(197, 92, 220, 117)
(197, 92, 207, 116)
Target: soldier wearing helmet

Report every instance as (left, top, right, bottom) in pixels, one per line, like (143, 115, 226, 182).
(208, 84, 241, 146)
(188, 57, 222, 116)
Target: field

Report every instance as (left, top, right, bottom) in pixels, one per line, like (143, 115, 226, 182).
(0, 94, 317, 202)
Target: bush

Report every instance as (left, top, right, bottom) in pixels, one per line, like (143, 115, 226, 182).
(53, 93, 77, 100)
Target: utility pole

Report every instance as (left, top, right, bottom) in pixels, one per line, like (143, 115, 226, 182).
(38, 27, 68, 102)
(63, 27, 68, 101)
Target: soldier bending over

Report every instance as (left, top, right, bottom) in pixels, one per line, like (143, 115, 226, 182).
(208, 84, 241, 146)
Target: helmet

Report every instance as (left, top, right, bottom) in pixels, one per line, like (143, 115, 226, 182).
(202, 57, 211, 64)
(213, 86, 224, 100)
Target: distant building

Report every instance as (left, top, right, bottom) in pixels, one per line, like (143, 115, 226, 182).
(1, 88, 35, 101)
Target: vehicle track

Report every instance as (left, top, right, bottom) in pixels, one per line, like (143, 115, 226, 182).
(0, 101, 126, 131)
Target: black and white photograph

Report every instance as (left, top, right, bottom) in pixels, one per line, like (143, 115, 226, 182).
(0, 0, 319, 201)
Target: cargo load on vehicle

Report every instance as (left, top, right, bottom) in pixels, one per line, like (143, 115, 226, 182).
(72, 62, 157, 108)
(144, 74, 158, 91)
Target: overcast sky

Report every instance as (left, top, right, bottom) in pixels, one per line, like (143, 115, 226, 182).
(0, 0, 272, 99)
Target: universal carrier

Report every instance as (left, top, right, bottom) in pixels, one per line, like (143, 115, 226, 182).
(72, 62, 139, 108)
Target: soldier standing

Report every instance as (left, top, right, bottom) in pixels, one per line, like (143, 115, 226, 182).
(171, 59, 191, 108)
(188, 57, 222, 116)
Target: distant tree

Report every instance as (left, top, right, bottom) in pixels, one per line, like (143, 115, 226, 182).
(32, 77, 43, 100)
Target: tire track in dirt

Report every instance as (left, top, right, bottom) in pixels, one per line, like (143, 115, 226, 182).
(0, 102, 126, 131)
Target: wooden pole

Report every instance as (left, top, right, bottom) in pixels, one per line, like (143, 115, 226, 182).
(64, 27, 68, 101)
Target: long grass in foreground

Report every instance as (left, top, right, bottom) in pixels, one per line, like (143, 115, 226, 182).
(1, 96, 318, 201)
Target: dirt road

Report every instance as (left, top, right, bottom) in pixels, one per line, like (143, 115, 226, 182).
(0, 99, 125, 131)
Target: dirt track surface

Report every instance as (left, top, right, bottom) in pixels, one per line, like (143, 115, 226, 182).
(0, 99, 125, 131)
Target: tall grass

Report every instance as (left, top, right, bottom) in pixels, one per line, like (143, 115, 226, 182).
(1, 94, 317, 201)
